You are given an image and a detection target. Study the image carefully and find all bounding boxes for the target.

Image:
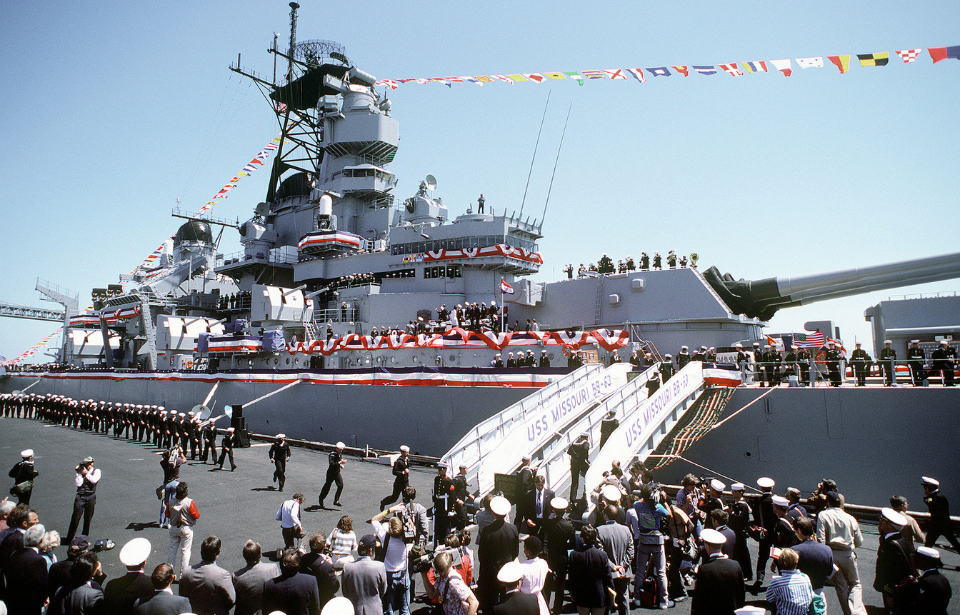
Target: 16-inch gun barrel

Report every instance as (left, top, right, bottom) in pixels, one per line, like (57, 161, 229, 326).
(703, 251, 960, 321)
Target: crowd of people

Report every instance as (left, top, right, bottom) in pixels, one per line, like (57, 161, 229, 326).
(563, 251, 699, 279)
(2, 395, 957, 615)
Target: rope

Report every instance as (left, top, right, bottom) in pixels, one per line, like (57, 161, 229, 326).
(709, 387, 775, 430)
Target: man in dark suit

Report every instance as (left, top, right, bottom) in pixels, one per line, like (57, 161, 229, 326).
(6, 523, 50, 615)
(379, 446, 410, 509)
(791, 517, 833, 597)
(48, 535, 90, 600)
(912, 547, 952, 615)
(493, 562, 540, 615)
(874, 508, 914, 613)
(104, 538, 155, 615)
(691, 529, 745, 615)
(567, 525, 614, 615)
(0, 504, 38, 582)
(262, 549, 322, 615)
(342, 535, 387, 615)
(542, 498, 575, 615)
(478, 496, 520, 614)
(524, 475, 555, 538)
(300, 532, 340, 610)
(48, 551, 105, 615)
(232, 540, 280, 615)
(514, 457, 535, 531)
(179, 536, 236, 615)
(134, 564, 193, 615)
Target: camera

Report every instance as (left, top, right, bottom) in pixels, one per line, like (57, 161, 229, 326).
(408, 542, 434, 574)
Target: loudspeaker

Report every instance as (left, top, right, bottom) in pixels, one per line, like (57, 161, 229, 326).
(231, 405, 250, 447)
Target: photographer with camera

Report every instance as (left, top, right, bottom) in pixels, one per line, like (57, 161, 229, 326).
(421, 550, 479, 615)
(66, 456, 100, 543)
(372, 503, 420, 615)
(159, 445, 186, 528)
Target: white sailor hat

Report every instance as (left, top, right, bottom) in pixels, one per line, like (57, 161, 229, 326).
(490, 495, 511, 516)
(709, 479, 725, 492)
(497, 561, 524, 584)
(601, 484, 622, 502)
(764, 345, 771, 349)
(735, 343, 743, 348)
(731, 483, 745, 492)
(700, 529, 726, 545)
(551, 497, 568, 510)
(276, 433, 286, 439)
(922, 476, 939, 487)
(881, 507, 908, 528)
(681, 345, 688, 350)
(399, 445, 410, 453)
(521, 454, 532, 462)
(321, 597, 355, 615)
(916, 546, 941, 562)
(757, 477, 775, 489)
(941, 339, 950, 345)
(119, 537, 151, 567)
(336, 442, 346, 449)
(227, 427, 235, 433)
(911, 340, 920, 344)
(884, 340, 892, 344)
(21, 449, 34, 458)
(855, 342, 861, 346)
(771, 496, 790, 507)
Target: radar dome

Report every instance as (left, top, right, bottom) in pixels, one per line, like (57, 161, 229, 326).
(174, 220, 213, 244)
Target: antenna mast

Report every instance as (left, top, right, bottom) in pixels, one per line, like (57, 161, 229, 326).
(540, 103, 572, 233)
(287, 2, 300, 82)
(518, 91, 550, 220)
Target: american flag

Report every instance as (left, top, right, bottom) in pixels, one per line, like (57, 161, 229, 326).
(793, 331, 825, 348)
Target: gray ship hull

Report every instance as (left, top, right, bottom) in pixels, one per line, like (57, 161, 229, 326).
(656, 386, 960, 508)
(0, 370, 536, 455)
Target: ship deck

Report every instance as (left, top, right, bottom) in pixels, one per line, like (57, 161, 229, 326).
(2, 416, 958, 614)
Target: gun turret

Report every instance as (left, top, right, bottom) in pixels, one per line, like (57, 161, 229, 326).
(703, 251, 960, 320)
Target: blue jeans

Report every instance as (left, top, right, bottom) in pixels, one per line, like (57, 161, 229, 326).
(161, 480, 179, 524)
(384, 569, 410, 615)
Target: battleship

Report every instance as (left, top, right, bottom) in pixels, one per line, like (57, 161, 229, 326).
(3, 6, 960, 508)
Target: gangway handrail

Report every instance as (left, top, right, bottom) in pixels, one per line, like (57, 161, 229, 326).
(469, 363, 641, 495)
(443, 362, 624, 488)
(537, 364, 661, 496)
(583, 362, 706, 494)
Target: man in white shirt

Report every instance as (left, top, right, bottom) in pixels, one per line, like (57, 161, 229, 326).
(67, 456, 101, 542)
(815, 491, 866, 615)
(372, 505, 415, 615)
(276, 493, 305, 549)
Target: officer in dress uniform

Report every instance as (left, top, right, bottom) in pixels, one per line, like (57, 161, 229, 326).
(906, 340, 926, 386)
(932, 340, 956, 386)
(652, 252, 662, 270)
(379, 445, 411, 509)
(666, 250, 677, 269)
(201, 421, 218, 463)
(879, 339, 897, 386)
(433, 465, 455, 543)
(269, 434, 292, 492)
(796, 346, 812, 386)
(849, 342, 871, 387)
(911, 547, 952, 615)
(640, 253, 650, 271)
(677, 346, 690, 370)
(319, 442, 346, 508)
(825, 342, 843, 387)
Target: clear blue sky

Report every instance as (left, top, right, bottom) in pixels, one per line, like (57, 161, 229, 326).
(1, 1, 958, 361)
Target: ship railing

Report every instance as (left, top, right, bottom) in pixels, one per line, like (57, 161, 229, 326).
(218, 250, 298, 267)
(313, 307, 360, 324)
(441, 363, 606, 484)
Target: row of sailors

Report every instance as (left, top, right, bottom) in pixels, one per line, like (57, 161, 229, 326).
(436, 302, 502, 331)
(492, 350, 551, 368)
(0, 393, 220, 456)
